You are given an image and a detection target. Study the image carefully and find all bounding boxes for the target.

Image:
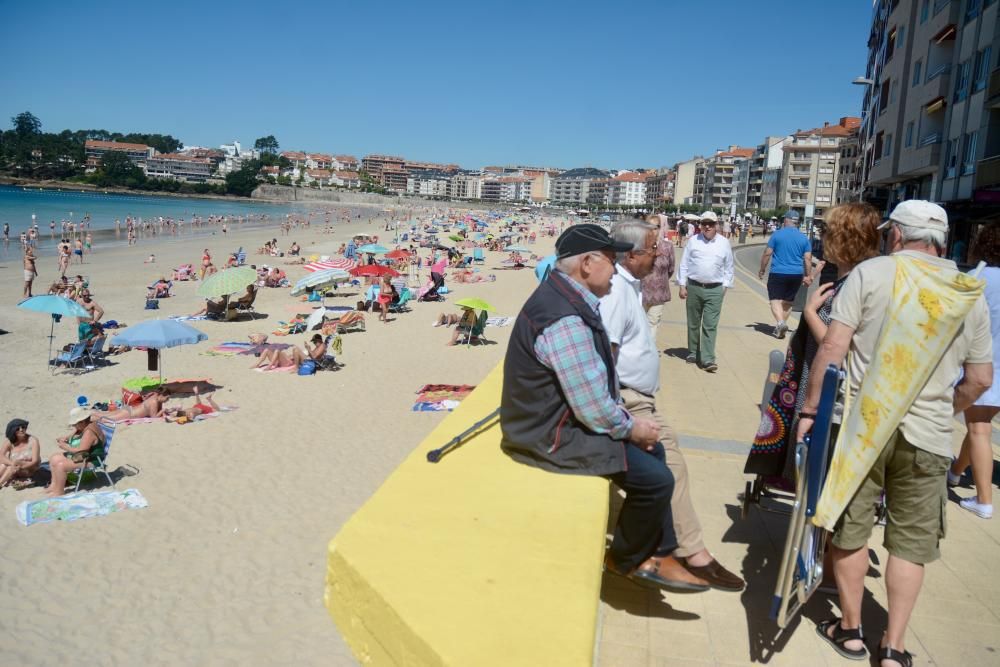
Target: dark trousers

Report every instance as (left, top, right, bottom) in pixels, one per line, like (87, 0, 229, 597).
(607, 442, 678, 572)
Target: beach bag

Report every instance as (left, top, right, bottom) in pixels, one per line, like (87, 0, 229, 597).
(121, 388, 143, 406)
(145, 299, 159, 310)
(298, 360, 317, 376)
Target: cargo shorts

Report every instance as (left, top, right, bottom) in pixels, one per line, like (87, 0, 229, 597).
(831, 431, 949, 565)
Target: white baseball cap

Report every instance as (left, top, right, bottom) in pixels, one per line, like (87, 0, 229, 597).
(700, 211, 719, 223)
(878, 200, 948, 233)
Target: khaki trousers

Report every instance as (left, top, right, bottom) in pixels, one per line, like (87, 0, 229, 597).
(620, 387, 705, 557)
(645, 303, 664, 331)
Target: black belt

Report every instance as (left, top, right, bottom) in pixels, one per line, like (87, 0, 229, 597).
(688, 279, 722, 288)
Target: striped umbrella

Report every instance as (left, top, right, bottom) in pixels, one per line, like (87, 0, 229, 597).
(303, 257, 358, 273)
(197, 267, 257, 298)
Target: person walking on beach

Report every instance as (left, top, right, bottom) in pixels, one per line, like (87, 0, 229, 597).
(758, 210, 813, 339)
(798, 200, 993, 666)
(601, 220, 743, 591)
(23, 246, 37, 298)
(677, 211, 734, 373)
(500, 223, 707, 593)
(2, 223, 8, 249)
(73, 238, 84, 264)
(57, 239, 70, 276)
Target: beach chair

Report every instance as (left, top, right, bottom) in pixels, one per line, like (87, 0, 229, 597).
(462, 310, 490, 347)
(236, 249, 247, 265)
(84, 337, 107, 367)
(69, 419, 117, 493)
(389, 287, 412, 313)
(473, 248, 485, 264)
(53, 342, 87, 373)
(227, 287, 259, 320)
(334, 311, 366, 334)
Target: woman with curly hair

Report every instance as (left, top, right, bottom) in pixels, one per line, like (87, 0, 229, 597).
(949, 223, 1000, 519)
(746, 202, 881, 480)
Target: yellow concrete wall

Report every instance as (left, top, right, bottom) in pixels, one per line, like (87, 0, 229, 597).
(325, 363, 610, 665)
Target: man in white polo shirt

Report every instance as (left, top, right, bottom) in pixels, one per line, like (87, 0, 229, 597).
(600, 219, 744, 591)
(677, 211, 735, 372)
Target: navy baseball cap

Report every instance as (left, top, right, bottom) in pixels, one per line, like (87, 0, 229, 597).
(555, 224, 632, 259)
(784, 210, 800, 221)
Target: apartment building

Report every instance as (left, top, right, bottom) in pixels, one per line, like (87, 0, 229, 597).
(334, 155, 359, 171)
(746, 136, 789, 211)
(673, 158, 703, 205)
(778, 118, 860, 222)
(860, 0, 1000, 237)
(144, 153, 215, 182)
(645, 170, 675, 206)
(84, 139, 154, 171)
(332, 170, 361, 188)
(837, 133, 863, 204)
(701, 147, 754, 211)
(448, 172, 483, 200)
(361, 154, 406, 188)
(607, 171, 648, 205)
(480, 176, 533, 202)
(406, 170, 451, 197)
(549, 167, 609, 204)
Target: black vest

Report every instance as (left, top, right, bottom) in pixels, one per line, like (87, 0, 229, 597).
(500, 270, 626, 476)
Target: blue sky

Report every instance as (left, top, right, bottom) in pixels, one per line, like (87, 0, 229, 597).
(1, 0, 872, 169)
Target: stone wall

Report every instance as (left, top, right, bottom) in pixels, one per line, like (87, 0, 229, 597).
(251, 185, 420, 207)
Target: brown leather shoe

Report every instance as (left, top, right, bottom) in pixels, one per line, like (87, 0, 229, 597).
(680, 557, 745, 591)
(638, 555, 710, 592)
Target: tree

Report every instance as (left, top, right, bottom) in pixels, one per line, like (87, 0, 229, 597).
(225, 159, 262, 197)
(11, 111, 41, 137)
(254, 135, 279, 154)
(95, 151, 145, 187)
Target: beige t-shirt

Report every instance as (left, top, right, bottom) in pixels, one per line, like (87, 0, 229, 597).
(830, 250, 993, 457)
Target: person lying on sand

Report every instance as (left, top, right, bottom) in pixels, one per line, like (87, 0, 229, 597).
(164, 388, 230, 424)
(251, 334, 327, 370)
(190, 296, 229, 318)
(0, 418, 41, 490)
(93, 388, 170, 422)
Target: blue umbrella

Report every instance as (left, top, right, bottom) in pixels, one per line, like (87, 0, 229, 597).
(357, 243, 389, 254)
(17, 295, 92, 368)
(110, 319, 208, 381)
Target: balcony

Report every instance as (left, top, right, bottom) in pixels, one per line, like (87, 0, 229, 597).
(988, 68, 1000, 109)
(975, 155, 1000, 189)
(921, 65, 952, 105)
(899, 138, 942, 177)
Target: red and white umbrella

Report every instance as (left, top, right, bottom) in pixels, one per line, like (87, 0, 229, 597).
(303, 257, 358, 273)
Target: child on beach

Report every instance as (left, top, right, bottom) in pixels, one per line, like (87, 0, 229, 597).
(145, 254, 156, 264)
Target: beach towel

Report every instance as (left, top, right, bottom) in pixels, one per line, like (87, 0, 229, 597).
(203, 342, 255, 357)
(168, 315, 208, 322)
(485, 316, 513, 327)
(412, 384, 476, 411)
(16, 488, 149, 526)
(254, 365, 297, 373)
(813, 255, 985, 530)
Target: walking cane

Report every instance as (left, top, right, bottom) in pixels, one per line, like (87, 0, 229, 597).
(426, 407, 501, 463)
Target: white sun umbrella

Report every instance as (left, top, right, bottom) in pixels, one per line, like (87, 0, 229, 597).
(289, 268, 351, 297)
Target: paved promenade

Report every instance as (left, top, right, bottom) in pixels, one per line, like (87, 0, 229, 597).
(597, 244, 1000, 666)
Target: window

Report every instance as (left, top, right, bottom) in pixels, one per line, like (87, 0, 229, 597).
(905, 122, 915, 147)
(884, 134, 893, 157)
(913, 60, 923, 86)
(962, 131, 978, 174)
(945, 139, 959, 177)
(898, 26, 906, 51)
(966, 0, 981, 22)
(973, 47, 992, 92)
(954, 59, 971, 101)
(921, 0, 931, 21)
(890, 79, 899, 104)
(887, 28, 897, 61)
(879, 79, 891, 112)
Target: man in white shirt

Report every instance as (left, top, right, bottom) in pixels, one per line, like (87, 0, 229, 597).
(601, 219, 744, 590)
(677, 211, 734, 372)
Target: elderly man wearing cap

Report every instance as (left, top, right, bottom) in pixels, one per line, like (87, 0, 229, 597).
(501, 223, 709, 593)
(758, 210, 813, 339)
(677, 211, 734, 373)
(797, 200, 993, 666)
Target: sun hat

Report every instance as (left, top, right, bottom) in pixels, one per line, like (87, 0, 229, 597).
(700, 211, 719, 223)
(555, 224, 632, 258)
(877, 199, 948, 233)
(68, 406, 93, 426)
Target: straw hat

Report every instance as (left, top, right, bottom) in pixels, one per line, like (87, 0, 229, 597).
(68, 406, 93, 426)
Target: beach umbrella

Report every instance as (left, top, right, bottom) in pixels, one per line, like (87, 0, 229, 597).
(290, 268, 351, 297)
(455, 297, 494, 312)
(110, 319, 208, 382)
(350, 264, 400, 278)
(17, 295, 91, 368)
(357, 244, 389, 255)
(197, 266, 256, 298)
(303, 257, 357, 272)
(504, 244, 531, 253)
(385, 249, 411, 260)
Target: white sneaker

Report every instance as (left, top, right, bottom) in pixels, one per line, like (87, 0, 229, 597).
(775, 321, 787, 339)
(947, 470, 962, 487)
(959, 497, 993, 519)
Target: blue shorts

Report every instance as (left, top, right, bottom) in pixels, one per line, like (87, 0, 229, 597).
(766, 273, 803, 302)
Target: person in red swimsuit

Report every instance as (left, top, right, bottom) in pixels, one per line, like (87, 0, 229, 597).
(164, 388, 227, 423)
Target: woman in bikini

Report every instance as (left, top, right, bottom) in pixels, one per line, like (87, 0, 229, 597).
(0, 418, 41, 490)
(46, 407, 105, 497)
(201, 249, 212, 279)
(251, 334, 327, 370)
(164, 388, 227, 423)
(93, 388, 170, 422)
(377, 274, 394, 323)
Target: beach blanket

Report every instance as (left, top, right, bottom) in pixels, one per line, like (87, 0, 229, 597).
(16, 488, 149, 526)
(273, 319, 307, 336)
(168, 315, 208, 322)
(412, 384, 476, 412)
(254, 365, 297, 373)
(813, 255, 985, 530)
(485, 316, 513, 327)
(203, 342, 254, 357)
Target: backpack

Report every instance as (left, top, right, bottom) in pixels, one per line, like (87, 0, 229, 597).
(298, 360, 317, 376)
(145, 299, 160, 310)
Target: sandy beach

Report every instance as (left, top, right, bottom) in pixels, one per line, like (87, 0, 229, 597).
(0, 205, 556, 664)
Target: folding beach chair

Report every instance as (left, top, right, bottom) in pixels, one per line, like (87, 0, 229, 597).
(54, 342, 87, 373)
(473, 248, 485, 264)
(227, 286, 258, 320)
(69, 419, 117, 493)
(389, 287, 412, 313)
(84, 337, 107, 367)
(462, 310, 489, 347)
(236, 249, 247, 265)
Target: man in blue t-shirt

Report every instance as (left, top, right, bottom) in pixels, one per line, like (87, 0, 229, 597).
(757, 210, 813, 338)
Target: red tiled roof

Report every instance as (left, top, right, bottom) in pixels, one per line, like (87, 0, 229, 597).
(718, 147, 755, 158)
(85, 139, 150, 152)
(335, 155, 358, 163)
(614, 172, 647, 182)
(307, 169, 332, 178)
(335, 170, 360, 179)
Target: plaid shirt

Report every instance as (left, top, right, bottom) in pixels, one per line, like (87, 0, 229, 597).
(533, 271, 633, 440)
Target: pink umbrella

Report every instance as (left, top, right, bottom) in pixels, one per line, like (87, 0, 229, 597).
(304, 257, 358, 272)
